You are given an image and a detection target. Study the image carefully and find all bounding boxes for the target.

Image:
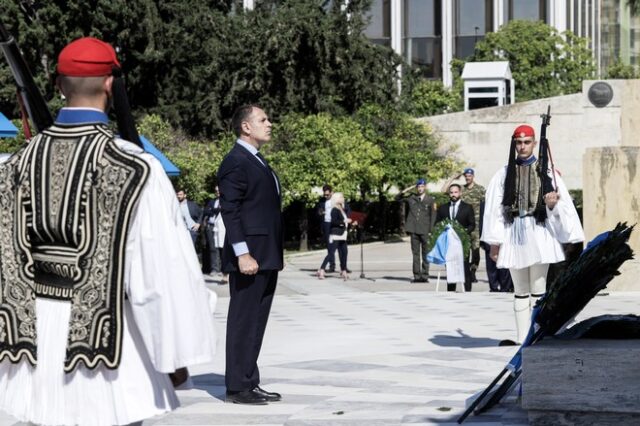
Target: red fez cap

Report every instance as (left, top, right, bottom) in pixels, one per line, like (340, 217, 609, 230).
(513, 124, 535, 139)
(57, 37, 120, 77)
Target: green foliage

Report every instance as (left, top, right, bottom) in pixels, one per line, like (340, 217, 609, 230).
(354, 104, 462, 193)
(471, 20, 595, 102)
(0, 119, 26, 154)
(136, 114, 233, 204)
(605, 60, 640, 79)
(137, 113, 186, 151)
(402, 78, 461, 117)
(629, 0, 640, 16)
(427, 219, 471, 258)
(430, 192, 450, 207)
(267, 112, 383, 207)
(167, 139, 228, 204)
(0, 0, 402, 136)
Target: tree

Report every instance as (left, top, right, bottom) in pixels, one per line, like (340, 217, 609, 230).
(354, 104, 462, 238)
(605, 60, 639, 79)
(471, 20, 595, 102)
(267, 112, 383, 249)
(137, 114, 232, 203)
(0, 0, 403, 137)
(629, 0, 640, 16)
(401, 78, 462, 117)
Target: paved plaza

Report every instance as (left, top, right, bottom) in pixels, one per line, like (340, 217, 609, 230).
(2, 239, 639, 425)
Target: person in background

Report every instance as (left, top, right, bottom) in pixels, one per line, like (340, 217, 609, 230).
(315, 184, 336, 272)
(435, 184, 475, 292)
(177, 189, 202, 245)
(397, 178, 436, 283)
(317, 192, 354, 281)
(203, 185, 225, 279)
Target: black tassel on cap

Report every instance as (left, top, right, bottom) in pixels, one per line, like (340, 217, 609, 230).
(501, 136, 517, 223)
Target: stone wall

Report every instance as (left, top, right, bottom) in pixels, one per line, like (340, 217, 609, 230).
(419, 80, 640, 190)
(583, 147, 640, 291)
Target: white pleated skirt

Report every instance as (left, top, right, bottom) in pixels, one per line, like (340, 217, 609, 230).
(496, 216, 566, 270)
(0, 298, 179, 426)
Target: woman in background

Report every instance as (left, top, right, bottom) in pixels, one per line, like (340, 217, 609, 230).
(317, 192, 353, 280)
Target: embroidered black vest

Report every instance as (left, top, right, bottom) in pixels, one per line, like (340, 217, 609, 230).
(0, 123, 149, 372)
(506, 161, 542, 219)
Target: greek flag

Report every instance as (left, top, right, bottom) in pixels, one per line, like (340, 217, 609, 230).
(427, 225, 465, 283)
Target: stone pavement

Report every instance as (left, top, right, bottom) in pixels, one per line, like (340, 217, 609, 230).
(1, 239, 639, 426)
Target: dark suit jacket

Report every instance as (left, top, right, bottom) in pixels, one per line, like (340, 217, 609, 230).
(435, 200, 475, 235)
(217, 143, 283, 272)
(186, 200, 202, 224)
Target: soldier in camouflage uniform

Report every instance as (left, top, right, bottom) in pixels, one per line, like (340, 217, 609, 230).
(461, 169, 485, 282)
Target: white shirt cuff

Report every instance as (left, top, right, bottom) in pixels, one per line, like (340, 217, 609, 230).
(232, 242, 249, 256)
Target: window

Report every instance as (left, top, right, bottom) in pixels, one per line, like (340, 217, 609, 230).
(365, 0, 391, 47)
(403, 0, 442, 78)
(506, 0, 547, 23)
(455, 0, 492, 59)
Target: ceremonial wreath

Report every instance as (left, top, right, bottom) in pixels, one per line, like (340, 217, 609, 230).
(427, 219, 471, 257)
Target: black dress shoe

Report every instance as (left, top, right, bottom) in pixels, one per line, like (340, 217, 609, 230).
(225, 389, 268, 405)
(253, 385, 281, 401)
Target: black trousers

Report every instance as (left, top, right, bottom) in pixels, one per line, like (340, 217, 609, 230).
(409, 232, 429, 279)
(322, 222, 335, 269)
(335, 240, 348, 271)
(483, 246, 513, 292)
(203, 226, 222, 273)
(225, 270, 278, 392)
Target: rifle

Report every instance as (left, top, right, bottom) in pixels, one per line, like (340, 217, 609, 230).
(537, 105, 557, 193)
(0, 20, 54, 136)
(1, 20, 143, 149)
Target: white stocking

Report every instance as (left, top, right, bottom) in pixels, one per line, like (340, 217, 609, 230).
(514, 296, 530, 344)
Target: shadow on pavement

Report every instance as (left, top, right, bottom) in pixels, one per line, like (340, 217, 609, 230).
(192, 373, 227, 402)
(429, 329, 502, 348)
(380, 276, 412, 282)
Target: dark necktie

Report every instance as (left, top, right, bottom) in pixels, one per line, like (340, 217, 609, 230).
(256, 152, 280, 194)
(256, 152, 269, 168)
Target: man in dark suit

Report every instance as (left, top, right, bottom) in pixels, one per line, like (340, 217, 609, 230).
(218, 105, 283, 405)
(436, 184, 475, 291)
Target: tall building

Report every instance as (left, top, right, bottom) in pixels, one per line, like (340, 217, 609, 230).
(362, 0, 640, 85)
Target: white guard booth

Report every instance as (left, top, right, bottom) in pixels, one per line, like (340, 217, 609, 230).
(461, 61, 515, 111)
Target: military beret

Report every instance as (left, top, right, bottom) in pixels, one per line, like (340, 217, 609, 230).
(57, 37, 120, 77)
(513, 124, 535, 139)
(416, 178, 426, 186)
(463, 168, 474, 175)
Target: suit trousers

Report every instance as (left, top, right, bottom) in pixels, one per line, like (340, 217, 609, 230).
(483, 246, 513, 292)
(409, 233, 429, 279)
(225, 270, 278, 392)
